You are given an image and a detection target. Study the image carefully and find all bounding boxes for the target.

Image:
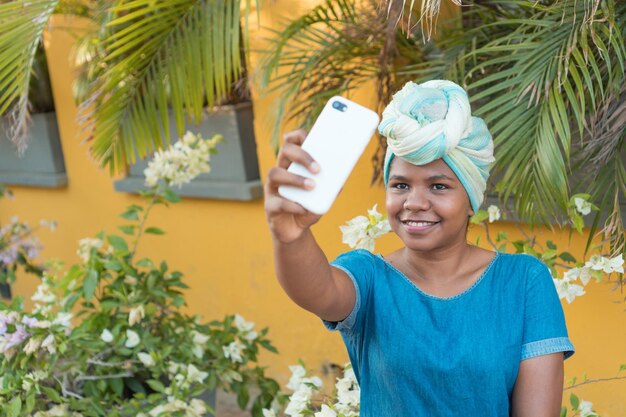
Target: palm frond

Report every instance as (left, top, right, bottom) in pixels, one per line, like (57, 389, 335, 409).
(80, 0, 248, 173)
(259, 0, 430, 154)
(0, 0, 59, 153)
(377, 0, 461, 40)
(461, 0, 625, 227)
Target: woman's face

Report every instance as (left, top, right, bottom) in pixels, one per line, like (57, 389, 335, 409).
(386, 157, 473, 253)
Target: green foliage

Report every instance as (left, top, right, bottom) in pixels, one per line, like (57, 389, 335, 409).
(0, 182, 279, 416)
(76, 0, 248, 173)
(261, 0, 626, 247)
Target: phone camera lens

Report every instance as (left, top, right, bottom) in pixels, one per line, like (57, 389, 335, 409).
(332, 101, 347, 112)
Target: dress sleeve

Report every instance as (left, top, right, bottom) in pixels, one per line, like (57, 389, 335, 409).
(521, 260, 575, 360)
(322, 249, 375, 334)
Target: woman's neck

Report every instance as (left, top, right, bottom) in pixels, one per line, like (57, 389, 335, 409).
(399, 240, 476, 285)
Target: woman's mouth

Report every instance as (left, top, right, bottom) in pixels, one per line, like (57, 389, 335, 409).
(401, 220, 439, 232)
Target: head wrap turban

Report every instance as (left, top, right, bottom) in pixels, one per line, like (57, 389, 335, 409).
(379, 80, 495, 213)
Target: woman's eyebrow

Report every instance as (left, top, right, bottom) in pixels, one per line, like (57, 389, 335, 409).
(428, 174, 456, 182)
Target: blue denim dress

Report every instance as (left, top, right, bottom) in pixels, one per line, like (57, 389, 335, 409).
(325, 250, 574, 417)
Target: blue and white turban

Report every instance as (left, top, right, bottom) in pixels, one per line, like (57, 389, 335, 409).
(379, 80, 495, 212)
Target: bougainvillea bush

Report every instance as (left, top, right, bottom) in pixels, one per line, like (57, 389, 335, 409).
(0, 132, 279, 417)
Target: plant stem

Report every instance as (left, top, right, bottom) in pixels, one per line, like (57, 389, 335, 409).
(130, 191, 159, 262)
(482, 222, 499, 251)
(75, 371, 133, 382)
(563, 375, 626, 390)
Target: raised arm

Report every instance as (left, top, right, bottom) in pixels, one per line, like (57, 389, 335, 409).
(264, 130, 356, 322)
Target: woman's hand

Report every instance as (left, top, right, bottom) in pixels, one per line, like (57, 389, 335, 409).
(265, 129, 322, 243)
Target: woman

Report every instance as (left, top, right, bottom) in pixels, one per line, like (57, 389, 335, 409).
(264, 80, 574, 416)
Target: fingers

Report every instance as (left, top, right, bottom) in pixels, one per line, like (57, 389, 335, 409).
(264, 193, 308, 216)
(277, 130, 320, 174)
(265, 166, 315, 195)
(283, 129, 307, 146)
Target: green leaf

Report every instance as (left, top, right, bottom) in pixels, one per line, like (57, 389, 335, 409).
(7, 396, 22, 417)
(619, 364, 626, 373)
(104, 260, 124, 271)
(559, 252, 577, 263)
(541, 249, 558, 261)
(546, 240, 556, 250)
(136, 258, 155, 268)
(570, 393, 579, 410)
(470, 210, 489, 224)
(81, 0, 244, 172)
(41, 386, 62, 403)
(162, 188, 182, 203)
(561, 406, 567, 417)
(107, 235, 129, 252)
(0, 0, 59, 147)
(146, 379, 165, 393)
(120, 205, 143, 221)
(145, 227, 165, 235)
(110, 377, 124, 397)
(119, 225, 137, 235)
(83, 269, 99, 301)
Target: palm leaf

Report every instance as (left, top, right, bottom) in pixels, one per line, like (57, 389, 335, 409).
(259, 0, 431, 153)
(458, 0, 625, 229)
(80, 0, 250, 173)
(0, 0, 59, 153)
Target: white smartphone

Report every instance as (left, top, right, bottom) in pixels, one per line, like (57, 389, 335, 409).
(278, 96, 380, 215)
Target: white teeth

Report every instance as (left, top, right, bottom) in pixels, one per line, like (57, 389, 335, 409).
(405, 221, 436, 227)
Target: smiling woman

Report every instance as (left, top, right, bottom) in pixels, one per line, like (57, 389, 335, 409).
(264, 79, 575, 417)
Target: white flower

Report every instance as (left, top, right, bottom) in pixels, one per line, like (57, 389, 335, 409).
(219, 369, 243, 383)
(77, 238, 104, 263)
(143, 132, 222, 188)
(41, 334, 56, 354)
(285, 384, 314, 417)
(563, 267, 580, 281)
(128, 305, 145, 326)
(186, 364, 208, 383)
(286, 364, 307, 391)
(584, 254, 604, 271)
(574, 197, 592, 216)
(234, 314, 258, 341)
(315, 404, 338, 417)
(553, 278, 585, 304)
(53, 312, 73, 328)
(223, 340, 245, 363)
(262, 409, 277, 417)
(100, 329, 114, 343)
(31, 281, 56, 307)
(579, 267, 592, 286)
(189, 399, 207, 415)
(24, 337, 42, 355)
(125, 329, 140, 348)
(487, 205, 501, 223)
(340, 204, 391, 252)
(579, 399, 597, 417)
(137, 352, 155, 367)
(584, 254, 624, 274)
(192, 330, 210, 345)
(335, 365, 360, 408)
(606, 254, 624, 274)
(191, 330, 209, 358)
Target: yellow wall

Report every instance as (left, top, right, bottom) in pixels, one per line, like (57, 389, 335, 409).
(1, 1, 624, 414)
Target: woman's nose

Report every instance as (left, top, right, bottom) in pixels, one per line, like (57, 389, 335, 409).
(403, 189, 431, 211)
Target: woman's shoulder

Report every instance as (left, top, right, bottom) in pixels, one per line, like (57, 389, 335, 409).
(331, 249, 384, 270)
(494, 252, 551, 276)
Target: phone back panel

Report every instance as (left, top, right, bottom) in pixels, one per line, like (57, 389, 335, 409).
(278, 97, 380, 214)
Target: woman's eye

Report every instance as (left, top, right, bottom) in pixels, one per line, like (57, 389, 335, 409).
(432, 184, 448, 191)
(391, 183, 409, 190)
